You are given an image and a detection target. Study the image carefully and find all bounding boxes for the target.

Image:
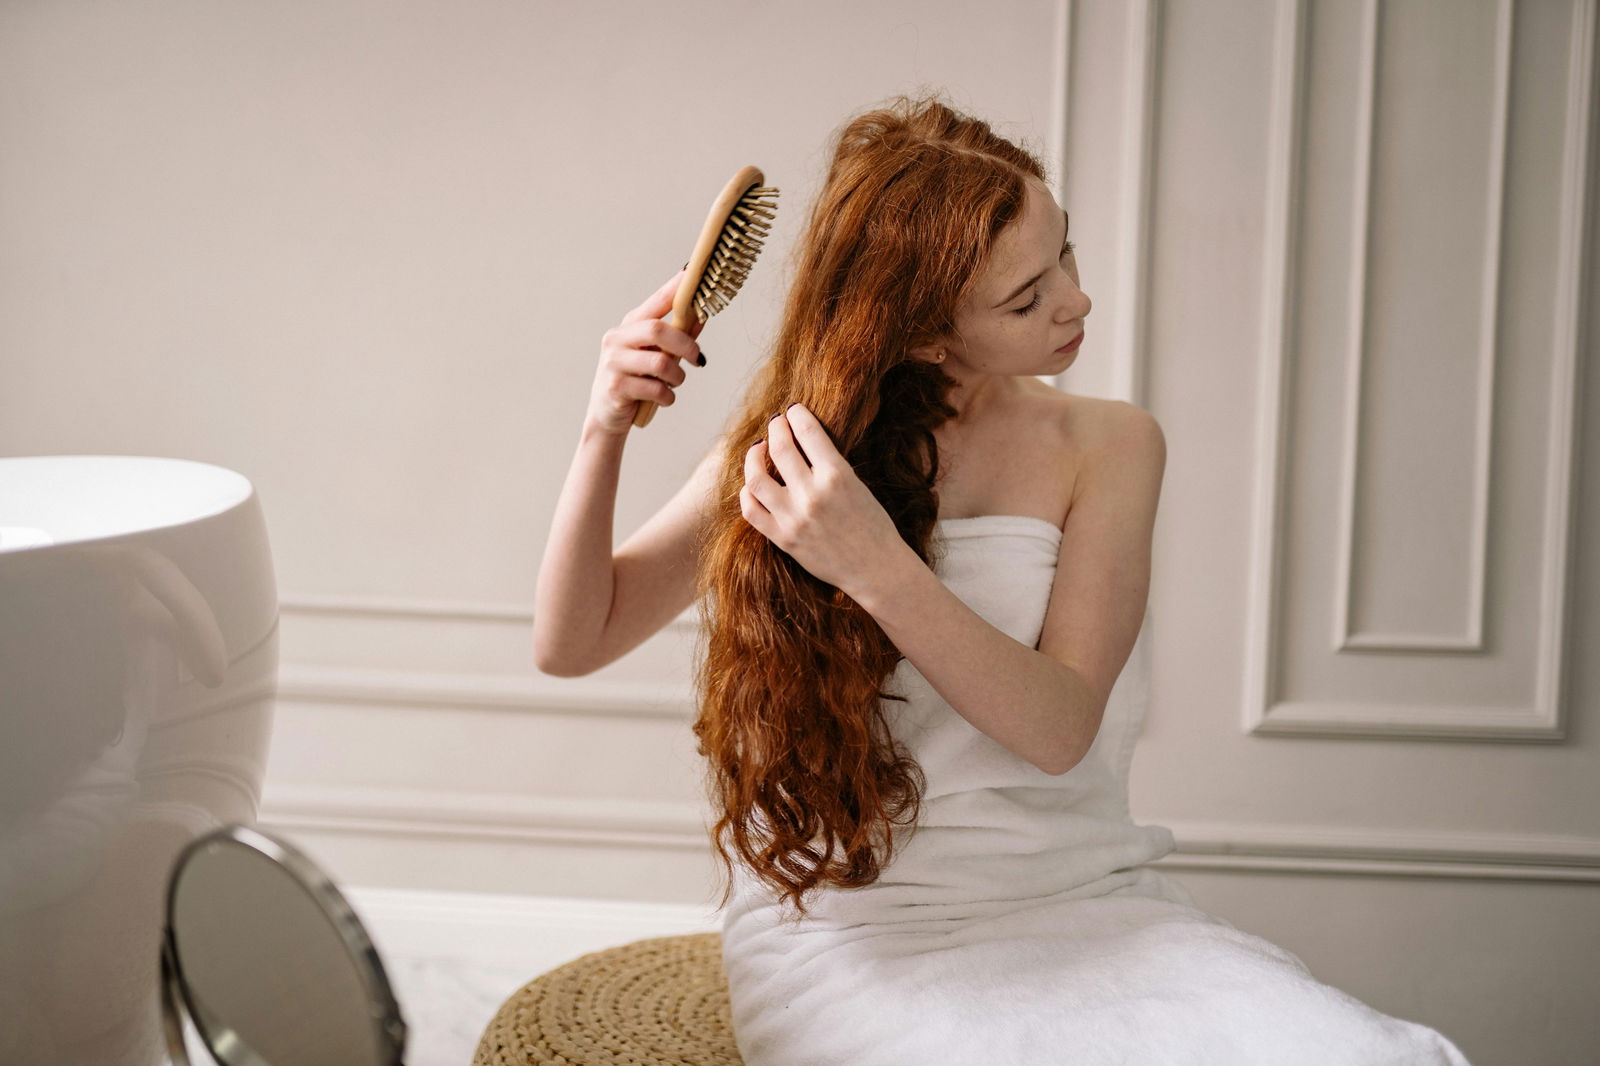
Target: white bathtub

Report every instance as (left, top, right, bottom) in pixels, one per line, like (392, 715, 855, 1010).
(0, 455, 279, 1066)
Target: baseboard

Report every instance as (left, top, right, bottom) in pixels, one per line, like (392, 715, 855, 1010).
(264, 782, 1600, 883)
(342, 884, 725, 978)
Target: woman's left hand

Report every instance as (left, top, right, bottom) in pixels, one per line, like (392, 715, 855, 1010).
(741, 403, 912, 598)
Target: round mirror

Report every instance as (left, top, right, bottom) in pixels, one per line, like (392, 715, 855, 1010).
(161, 824, 408, 1066)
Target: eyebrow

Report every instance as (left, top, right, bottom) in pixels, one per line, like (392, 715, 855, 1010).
(992, 208, 1071, 309)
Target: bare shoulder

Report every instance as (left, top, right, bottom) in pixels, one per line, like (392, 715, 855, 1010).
(1018, 383, 1158, 450)
(1012, 383, 1164, 509)
(1015, 377, 1161, 444)
(1070, 397, 1165, 506)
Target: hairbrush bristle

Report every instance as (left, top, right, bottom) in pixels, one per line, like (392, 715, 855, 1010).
(694, 185, 779, 320)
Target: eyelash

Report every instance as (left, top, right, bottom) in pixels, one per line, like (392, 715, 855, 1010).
(1014, 240, 1076, 316)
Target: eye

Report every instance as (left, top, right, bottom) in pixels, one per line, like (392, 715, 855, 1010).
(1013, 240, 1076, 317)
(1013, 289, 1042, 317)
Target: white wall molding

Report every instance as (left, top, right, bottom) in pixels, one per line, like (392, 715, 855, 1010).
(1050, 0, 1160, 405)
(261, 782, 710, 850)
(1542, 0, 1599, 734)
(1331, 0, 1512, 655)
(1241, 0, 1309, 748)
(279, 592, 700, 636)
(344, 884, 723, 967)
(274, 594, 700, 714)
(259, 782, 1600, 884)
(1243, 695, 1567, 740)
(1244, 0, 1590, 742)
(277, 663, 696, 718)
(1045, 0, 1074, 205)
(1114, 0, 1162, 408)
(1158, 818, 1600, 883)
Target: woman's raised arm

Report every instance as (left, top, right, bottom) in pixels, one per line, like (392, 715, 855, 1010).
(532, 269, 713, 676)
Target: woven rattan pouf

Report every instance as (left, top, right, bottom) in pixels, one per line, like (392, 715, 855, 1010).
(472, 931, 745, 1066)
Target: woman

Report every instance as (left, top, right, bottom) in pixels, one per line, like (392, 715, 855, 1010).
(535, 94, 1472, 1066)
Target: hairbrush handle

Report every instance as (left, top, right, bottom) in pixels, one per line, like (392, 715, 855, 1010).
(634, 165, 775, 429)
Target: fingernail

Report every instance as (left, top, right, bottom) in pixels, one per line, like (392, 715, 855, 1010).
(697, 351, 707, 367)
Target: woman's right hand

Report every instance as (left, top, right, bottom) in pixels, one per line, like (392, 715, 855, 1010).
(586, 268, 707, 437)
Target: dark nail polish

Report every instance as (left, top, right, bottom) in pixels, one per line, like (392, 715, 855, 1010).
(697, 351, 707, 367)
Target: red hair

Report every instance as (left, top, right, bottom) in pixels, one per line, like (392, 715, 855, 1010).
(691, 92, 1049, 922)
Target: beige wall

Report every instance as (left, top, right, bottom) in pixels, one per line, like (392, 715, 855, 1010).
(4, 1, 1598, 1062)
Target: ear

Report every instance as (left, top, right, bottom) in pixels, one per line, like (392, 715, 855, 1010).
(907, 342, 946, 364)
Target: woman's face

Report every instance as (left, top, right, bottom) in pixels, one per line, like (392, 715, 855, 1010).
(931, 179, 1090, 383)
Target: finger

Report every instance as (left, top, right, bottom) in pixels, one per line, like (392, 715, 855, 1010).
(744, 439, 782, 509)
(613, 318, 699, 367)
(779, 404, 840, 469)
(621, 268, 688, 325)
(620, 345, 688, 389)
(765, 411, 811, 487)
(739, 484, 771, 535)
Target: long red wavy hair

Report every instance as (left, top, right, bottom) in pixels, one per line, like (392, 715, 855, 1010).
(691, 92, 1049, 922)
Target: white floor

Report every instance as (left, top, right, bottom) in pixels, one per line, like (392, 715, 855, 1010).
(381, 951, 554, 1066)
(347, 887, 725, 1066)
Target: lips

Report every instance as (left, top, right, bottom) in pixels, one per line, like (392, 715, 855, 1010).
(1056, 332, 1084, 353)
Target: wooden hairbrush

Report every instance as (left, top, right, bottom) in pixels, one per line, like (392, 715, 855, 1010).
(634, 164, 779, 428)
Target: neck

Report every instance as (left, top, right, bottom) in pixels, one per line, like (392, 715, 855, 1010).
(941, 369, 1008, 425)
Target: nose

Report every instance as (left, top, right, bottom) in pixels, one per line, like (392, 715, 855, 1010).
(1056, 287, 1089, 324)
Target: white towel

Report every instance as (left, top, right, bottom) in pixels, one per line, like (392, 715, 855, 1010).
(719, 515, 1473, 1065)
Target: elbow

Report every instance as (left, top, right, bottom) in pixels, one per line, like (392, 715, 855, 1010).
(1038, 732, 1091, 777)
(532, 636, 591, 678)
(1038, 675, 1104, 775)
(535, 654, 588, 679)
(534, 654, 579, 678)
(532, 646, 566, 677)
(1038, 752, 1081, 777)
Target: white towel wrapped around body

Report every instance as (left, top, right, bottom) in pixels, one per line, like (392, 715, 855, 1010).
(719, 515, 1473, 1065)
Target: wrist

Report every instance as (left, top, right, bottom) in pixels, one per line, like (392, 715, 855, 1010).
(581, 411, 632, 446)
(846, 543, 928, 617)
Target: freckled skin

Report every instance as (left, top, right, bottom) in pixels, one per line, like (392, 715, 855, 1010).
(913, 179, 1091, 423)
